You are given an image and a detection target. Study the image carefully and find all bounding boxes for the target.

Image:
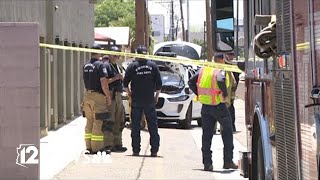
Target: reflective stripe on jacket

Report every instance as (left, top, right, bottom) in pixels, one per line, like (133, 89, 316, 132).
(196, 67, 225, 105)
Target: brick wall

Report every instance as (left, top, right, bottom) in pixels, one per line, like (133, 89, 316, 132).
(0, 23, 40, 179)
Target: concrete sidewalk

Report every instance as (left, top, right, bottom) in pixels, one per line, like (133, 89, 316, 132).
(40, 118, 87, 179)
(40, 99, 247, 179)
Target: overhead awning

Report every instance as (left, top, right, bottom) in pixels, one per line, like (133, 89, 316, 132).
(94, 32, 114, 42)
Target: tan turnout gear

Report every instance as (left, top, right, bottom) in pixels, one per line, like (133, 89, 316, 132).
(108, 91, 126, 146)
(82, 91, 113, 153)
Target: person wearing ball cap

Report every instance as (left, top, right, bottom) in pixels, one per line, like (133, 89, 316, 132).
(188, 52, 238, 171)
(102, 45, 128, 153)
(81, 43, 112, 155)
(123, 44, 162, 157)
(136, 44, 147, 55)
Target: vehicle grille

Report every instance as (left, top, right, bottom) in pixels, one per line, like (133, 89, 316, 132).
(156, 111, 179, 118)
(274, 72, 298, 180)
(276, 0, 283, 53)
(161, 86, 184, 94)
(283, 0, 291, 52)
(156, 98, 164, 109)
(276, 0, 292, 53)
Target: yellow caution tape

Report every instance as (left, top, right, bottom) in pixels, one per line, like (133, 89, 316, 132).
(39, 43, 243, 73)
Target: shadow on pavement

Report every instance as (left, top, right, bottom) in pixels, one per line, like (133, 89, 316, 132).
(158, 122, 198, 130)
(125, 155, 164, 158)
(192, 168, 237, 174)
(124, 120, 200, 130)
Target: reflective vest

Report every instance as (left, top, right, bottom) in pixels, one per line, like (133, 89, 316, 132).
(225, 71, 236, 105)
(196, 67, 225, 105)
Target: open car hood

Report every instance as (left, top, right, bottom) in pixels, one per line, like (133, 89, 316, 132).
(160, 70, 185, 94)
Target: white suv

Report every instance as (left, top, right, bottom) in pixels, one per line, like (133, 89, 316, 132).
(155, 61, 202, 129)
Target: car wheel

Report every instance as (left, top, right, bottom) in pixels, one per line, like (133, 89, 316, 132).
(197, 118, 202, 127)
(179, 103, 192, 129)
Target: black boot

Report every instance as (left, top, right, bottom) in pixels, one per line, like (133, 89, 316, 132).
(112, 145, 127, 152)
(204, 164, 213, 171)
(85, 149, 93, 154)
(102, 146, 112, 154)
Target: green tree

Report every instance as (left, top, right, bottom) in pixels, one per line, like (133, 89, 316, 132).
(192, 39, 207, 59)
(95, 0, 155, 50)
(95, 0, 136, 45)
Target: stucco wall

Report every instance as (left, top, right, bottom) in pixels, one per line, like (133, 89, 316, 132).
(53, 0, 94, 45)
(0, 0, 94, 45)
(0, 0, 47, 37)
(0, 22, 40, 180)
(0, 0, 95, 134)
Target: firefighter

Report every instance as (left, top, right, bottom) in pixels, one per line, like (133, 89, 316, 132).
(82, 43, 112, 154)
(225, 52, 239, 132)
(123, 45, 162, 157)
(103, 46, 127, 152)
(188, 53, 238, 171)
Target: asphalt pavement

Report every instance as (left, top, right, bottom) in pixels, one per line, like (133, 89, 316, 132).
(40, 82, 248, 180)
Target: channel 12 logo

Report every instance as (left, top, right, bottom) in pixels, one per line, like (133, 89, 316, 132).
(16, 144, 39, 168)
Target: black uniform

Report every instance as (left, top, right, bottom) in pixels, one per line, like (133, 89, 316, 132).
(104, 62, 123, 96)
(123, 59, 162, 155)
(82, 58, 112, 153)
(83, 58, 109, 94)
(123, 60, 162, 105)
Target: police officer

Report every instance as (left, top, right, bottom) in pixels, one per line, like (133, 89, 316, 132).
(103, 46, 127, 152)
(123, 45, 162, 157)
(188, 53, 238, 171)
(82, 43, 112, 154)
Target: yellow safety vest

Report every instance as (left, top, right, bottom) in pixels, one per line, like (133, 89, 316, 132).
(196, 67, 225, 105)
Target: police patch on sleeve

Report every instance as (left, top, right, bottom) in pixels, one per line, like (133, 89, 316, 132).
(103, 67, 108, 76)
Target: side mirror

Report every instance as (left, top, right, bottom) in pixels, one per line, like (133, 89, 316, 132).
(215, 18, 234, 52)
(212, 0, 234, 52)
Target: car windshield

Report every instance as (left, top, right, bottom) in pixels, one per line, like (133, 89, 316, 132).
(160, 71, 184, 87)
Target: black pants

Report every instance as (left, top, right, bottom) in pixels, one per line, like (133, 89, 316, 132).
(201, 103, 234, 165)
(229, 103, 236, 131)
(213, 103, 236, 131)
(131, 102, 160, 154)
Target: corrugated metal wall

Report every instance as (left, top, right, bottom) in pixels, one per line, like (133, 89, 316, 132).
(0, 0, 96, 137)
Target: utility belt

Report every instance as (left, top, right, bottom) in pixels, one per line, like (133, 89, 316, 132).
(110, 88, 122, 100)
(86, 89, 104, 94)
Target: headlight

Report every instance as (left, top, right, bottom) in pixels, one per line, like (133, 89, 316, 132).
(167, 95, 189, 102)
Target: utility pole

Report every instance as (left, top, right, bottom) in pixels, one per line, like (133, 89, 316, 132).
(171, 0, 175, 41)
(204, 21, 207, 59)
(236, 0, 239, 60)
(186, 0, 190, 42)
(135, 0, 146, 50)
(145, 8, 150, 49)
(204, 21, 206, 49)
(179, 0, 185, 41)
(206, 0, 213, 61)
